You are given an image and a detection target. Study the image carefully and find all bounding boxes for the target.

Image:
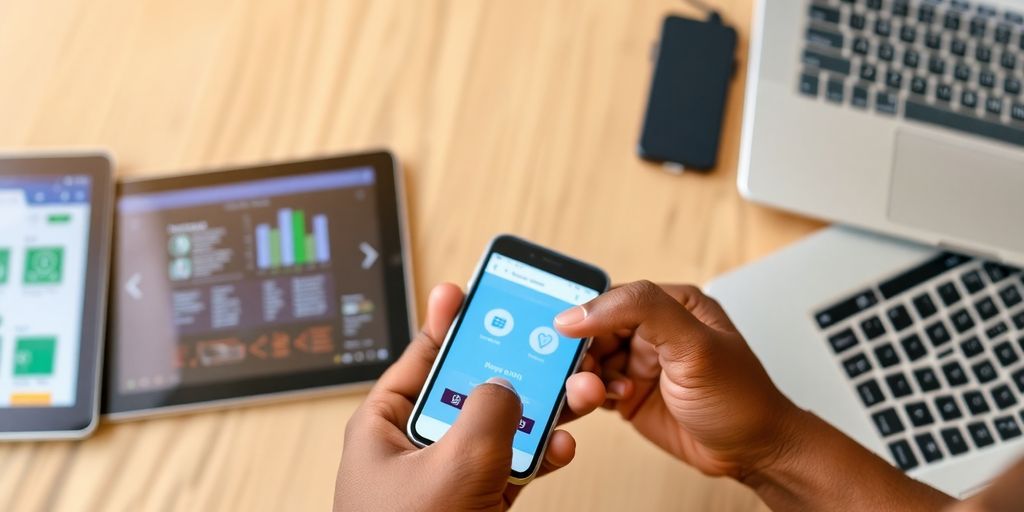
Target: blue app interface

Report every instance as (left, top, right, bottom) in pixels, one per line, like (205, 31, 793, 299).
(415, 253, 599, 473)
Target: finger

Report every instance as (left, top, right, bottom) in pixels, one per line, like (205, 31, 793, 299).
(369, 283, 464, 401)
(555, 280, 713, 360)
(660, 284, 738, 333)
(557, 372, 606, 425)
(433, 378, 522, 461)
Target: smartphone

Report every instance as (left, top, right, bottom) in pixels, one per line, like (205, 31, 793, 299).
(406, 235, 609, 483)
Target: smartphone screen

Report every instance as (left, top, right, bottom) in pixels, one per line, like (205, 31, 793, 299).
(409, 238, 605, 479)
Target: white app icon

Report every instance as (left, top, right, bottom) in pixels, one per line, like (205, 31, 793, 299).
(484, 308, 515, 337)
(529, 326, 559, 355)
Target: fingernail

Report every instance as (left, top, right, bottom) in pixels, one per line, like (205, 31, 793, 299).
(554, 305, 587, 326)
(607, 380, 627, 400)
(486, 377, 517, 394)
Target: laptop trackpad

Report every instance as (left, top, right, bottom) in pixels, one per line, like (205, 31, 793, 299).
(888, 129, 1024, 253)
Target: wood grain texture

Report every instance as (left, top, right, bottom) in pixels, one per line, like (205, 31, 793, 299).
(0, 0, 823, 510)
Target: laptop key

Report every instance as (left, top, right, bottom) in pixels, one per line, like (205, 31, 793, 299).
(945, 12, 962, 31)
(887, 372, 914, 398)
(935, 83, 953, 102)
(985, 96, 1003, 115)
(889, 439, 919, 470)
(973, 359, 998, 383)
(996, 23, 1012, 44)
(941, 427, 970, 455)
(807, 27, 844, 49)
(853, 36, 870, 55)
(904, 49, 920, 69)
(852, 85, 869, 108)
(857, 379, 885, 407)
(885, 69, 901, 89)
(875, 18, 892, 37)
(843, 352, 873, 378)
(803, 50, 851, 76)
(980, 70, 996, 89)
(962, 89, 979, 109)
(928, 55, 946, 75)
(965, 390, 991, 415)
(1004, 77, 1020, 96)
(954, 63, 971, 82)
(914, 293, 938, 318)
(873, 408, 906, 436)
(935, 396, 963, 420)
(1002, 52, 1017, 71)
(925, 31, 942, 49)
(901, 334, 928, 361)
(899, 24, 916, 42)
(987, 321, 1008, 340)
(910, 75, 927, 94)
(1012, 368, 1024, 393)
(861, 316, 886, 340)
(879, 42, 895, 62)
(942, 361, 969, 386)
(951, 38, 967, 57)
(810, 5, 841, 24)
(951, 308, 975, 333)
(876, 91, 897, 114)
(938, 282, 961, 305)
(994, 341, 1019, 367)
(1014, 311, 1024, 329)
(861, 62, 877, 82)
(925, 321, 952, 347)
(962, 270, 985, 293)
(892, 0, 908, 17)
(999, 285, 1022, 308)
(915, 433, 944, 463)
(906, 401, 935, 427)
(828, 328, 859, 354)
(826, 79, 844, 103)
(851, 13, 867, 31)
(968, 421, 995, 447)
(984, 262, 1014, 282)
(914, 367, 941, 391)
(994, 416, 1022, 440)
(960, 336, 984, 358)
(977, 44, 992, 63)
(919, 4, 935, 23)
(887, 304, 913, 330)
(874, 342, 901, 367)
(976, 296, 999, 321)
(970, 16, 987, 38)
(991, 383, 1017, 409)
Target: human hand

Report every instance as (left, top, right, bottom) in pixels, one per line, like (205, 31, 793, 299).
(334, 283, 607, 511)
(555, 281, 801, 480)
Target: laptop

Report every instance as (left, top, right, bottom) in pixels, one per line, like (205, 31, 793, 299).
(710, 0, 1024, 497)
(739, 0, 1024, 264)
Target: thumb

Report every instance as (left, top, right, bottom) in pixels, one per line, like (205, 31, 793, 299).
(434, 377, 522, 463)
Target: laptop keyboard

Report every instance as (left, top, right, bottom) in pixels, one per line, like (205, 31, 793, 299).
(798, 0, 1024, 147)
(813, 253, 1024, 471)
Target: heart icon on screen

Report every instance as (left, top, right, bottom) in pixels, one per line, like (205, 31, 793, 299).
(537, 332, 553, 347)
(529, 327, 559, 355)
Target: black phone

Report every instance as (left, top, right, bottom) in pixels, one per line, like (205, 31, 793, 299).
(406, 235, 608, 483)
(638, 14, 736, 170)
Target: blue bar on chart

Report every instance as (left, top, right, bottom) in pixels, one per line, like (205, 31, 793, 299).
(255, 224, 271, 269)
(313, 214, 330, 263)
(278, 208, 294, 266)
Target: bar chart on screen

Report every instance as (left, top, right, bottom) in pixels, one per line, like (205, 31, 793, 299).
(254, 208, 331, 269)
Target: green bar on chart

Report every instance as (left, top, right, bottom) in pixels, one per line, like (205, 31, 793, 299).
(292, 210, 307, 264)
(269, 229, 281, 267)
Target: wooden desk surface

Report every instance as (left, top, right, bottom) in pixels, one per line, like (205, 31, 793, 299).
(0, 0, 823, 510)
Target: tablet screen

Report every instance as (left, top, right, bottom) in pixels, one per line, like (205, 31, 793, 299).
(0, 175, 92, 408)
(113, 165, 404, 401)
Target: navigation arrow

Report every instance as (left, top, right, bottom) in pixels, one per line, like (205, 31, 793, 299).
(126, 273, 142, 300)
(359, 242, 378, 269)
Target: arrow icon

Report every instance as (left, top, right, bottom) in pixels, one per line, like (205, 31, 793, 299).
(360, 242, 378, 269)
(126, 273, 142, 300)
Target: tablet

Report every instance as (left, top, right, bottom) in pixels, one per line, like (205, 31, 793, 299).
(0, 153, 114, 439)
(106, 151, 414, 418)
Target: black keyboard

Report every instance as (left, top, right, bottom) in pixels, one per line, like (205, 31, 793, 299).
(814, 253, 1024, 471)
(799, 0, 1024, 147)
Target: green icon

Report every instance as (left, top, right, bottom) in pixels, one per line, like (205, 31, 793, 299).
(168, 234, 191, 257)
(14, 337, 56, 376)
(23, 247, 63, 284)
(0, 248, 9, 284)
